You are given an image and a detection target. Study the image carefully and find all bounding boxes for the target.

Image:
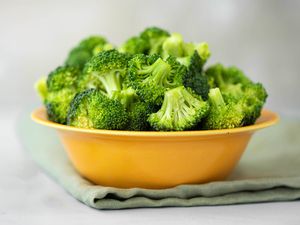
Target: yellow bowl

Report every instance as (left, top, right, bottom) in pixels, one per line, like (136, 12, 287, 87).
(31, 107, 279, 189)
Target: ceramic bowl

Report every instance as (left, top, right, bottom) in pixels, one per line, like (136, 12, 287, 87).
(31, 107, 278, 189)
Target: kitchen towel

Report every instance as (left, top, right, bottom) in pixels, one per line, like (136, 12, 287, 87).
(17, 109, 300, 209)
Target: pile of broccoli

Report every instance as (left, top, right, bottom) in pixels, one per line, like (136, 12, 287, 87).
(35, 27, 267, 131)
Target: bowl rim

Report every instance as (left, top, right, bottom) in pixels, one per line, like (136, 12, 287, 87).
(31, 107, 279, 137)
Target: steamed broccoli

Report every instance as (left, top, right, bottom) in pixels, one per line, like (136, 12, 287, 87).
(119, 37, 149, 55)
(162, 33, 211, 66)
(205, 64, 267, 125)
(240, 83, 268, 125)
(140, 27, 170, 55)
(78, 50, 130, 97)
(202, 88, 245, 129)
(128, 54, 186, 106)
(47, 66, 80, 92)
(148, 86, 209, 131)
(35, 27, 268, 131)
(46, 89, 77, 124)
(65, 36, 113, 68)
(44, 66, 81, 124)
(67, 89, 128, 129)
(205, 64, 251, 97)
(161, 33, 210, 99)
(35, 76, 48, 101)
(112, 87, 157, 131)
(119, 27, 169, 55)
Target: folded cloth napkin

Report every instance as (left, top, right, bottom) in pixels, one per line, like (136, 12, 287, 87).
(17, 109, 300, 209)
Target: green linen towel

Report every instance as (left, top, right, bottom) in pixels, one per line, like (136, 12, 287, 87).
(17, 109, 300, 209)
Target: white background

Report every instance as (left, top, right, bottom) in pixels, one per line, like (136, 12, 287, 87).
(0, 0, 299, 224)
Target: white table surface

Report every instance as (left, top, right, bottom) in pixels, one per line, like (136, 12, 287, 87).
(0, 108, 299, 225)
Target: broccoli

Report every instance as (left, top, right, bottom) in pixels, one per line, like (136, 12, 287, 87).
(46, 89, 76, 124)
(65, 36, 113, 68)
(240, 83, 268, 125)
(79, 50, 130, 97)
(162, 33, 211, 66)
(140, 27, 170, 55)
(47, 66, 80, 92)
(205, 64, 267, 125)
(148, 86, 209, 131)
(128, 101, 157, 131)
(183, 51, 210, 100)
(202, 88, 245, 129)
(34, 76, 48, 101)
(112, 87, 157, 131)
(128, 54, 186, 106)
(34, 27, 268, 131)
(67, 89, 128, 130)
(111, 87, 138, 110)
(119, 36, 149, 55)
(119, 27, 170, 55)
(161, 33, 210, 99)
(44, 66, 81, 124)
(205, 64, 252, 97)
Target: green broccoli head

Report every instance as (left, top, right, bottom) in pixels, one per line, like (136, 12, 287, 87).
(148, 86, 209, 131)
(45, 89, 76, 124)
(205, 64, 267, 126)
(162, 33, 211, 65)
(161, 33, 211, 99)
(205, 64, 252, 95)
(43, 66, 81, 124)
(140, 27, 170, 55)
(65, 36, 113, 68)
(112, 87, 157, 131)
(35, 76, 48, 102)
(47, 66, 81, 92)
(119, 36, 149, 55)
(127, 101, 158, 131)
(128, 54, 186, 106)
(67, 89, 129, 130)
(240, 83, 268, 125)
(202, 88, 245, 129)
(183, 51, 210, 100)
(79, 50, 130, 97)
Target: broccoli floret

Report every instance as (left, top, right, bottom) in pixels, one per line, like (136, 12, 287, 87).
(34, 76, 48, 102)
(46, 89, 76, 124)
(47, 66, 81, 92)
(183, 51, 210, 100)
(43, 66, 80, 124)
(148, 86, 209, 131)
(119, 37, 149, 54)
(240, 83, 268, 125)
(205, 64, 252, 96)
(161, 33, 210, 99)
(111, 87, 138, 110)
(79, 50, 130, 97)
(140, 27, 170, 55)
(67, 89, 128, 130)
(128, 54, 186, 106)
(128, 101, 157, 131)
(205, 64, 267, 125)
(162, 33, 211, 66)
(112, 87, 157, 131)
(202, 88, 245, 129)
(65, 36, 113, 68)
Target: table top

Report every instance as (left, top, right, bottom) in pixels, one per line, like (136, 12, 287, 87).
(1, 108, 299, 225)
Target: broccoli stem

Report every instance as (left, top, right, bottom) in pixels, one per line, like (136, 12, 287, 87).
(159, 87, 199, 126)
(96, 70, 122, 97)
(208, 88, 225, 108)
(140, 58, 171, 86)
